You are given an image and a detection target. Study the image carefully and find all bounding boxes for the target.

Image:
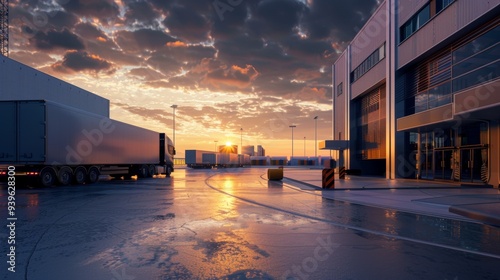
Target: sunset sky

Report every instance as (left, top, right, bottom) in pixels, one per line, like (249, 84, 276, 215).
(8, 0, 381, 157)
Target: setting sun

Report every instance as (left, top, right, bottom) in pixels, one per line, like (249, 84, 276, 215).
(225, 141, 232, 147)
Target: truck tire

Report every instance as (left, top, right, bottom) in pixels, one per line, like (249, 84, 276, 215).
(87, 166, 100, 184)
(166, 166, 172, 177)
(137, 165, 148, 178)
(148, 165, 156, 177)
(58, 166, 73, 185)
(40, 167, 57, 187)
(73, 166, 87, 185)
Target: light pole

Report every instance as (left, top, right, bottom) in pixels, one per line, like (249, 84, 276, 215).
(240, 128, 243, 153)
(170, 105, 178, 146)
(214, 140, 218, 152)
(289, 125, 296, 159)
(314, 116, 318, 160)
(304, 136, 306, 157)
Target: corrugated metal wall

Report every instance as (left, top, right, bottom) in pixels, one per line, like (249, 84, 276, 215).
(398, 0, 500, 68)
(350, 1, 387, 68)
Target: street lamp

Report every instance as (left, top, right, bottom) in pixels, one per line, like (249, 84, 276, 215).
(240, 128, 243, 153)
(214, 140, 218, 152)
(289, 125, 296, 158)
(170, 105, 178, 146)
(304, 136, 306, 157)
(314, 116, 318, 159)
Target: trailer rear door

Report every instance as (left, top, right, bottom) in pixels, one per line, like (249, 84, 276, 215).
(18, 101, 46, 162)
(0, 102, 17, 162)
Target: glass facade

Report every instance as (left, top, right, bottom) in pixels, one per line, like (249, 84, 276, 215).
(414, 123, 489, 182)
(403, 23, 500, 115)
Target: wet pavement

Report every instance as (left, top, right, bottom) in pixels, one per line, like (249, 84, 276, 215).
(1, 167, 500, 280)
(283, 168, 500, 226)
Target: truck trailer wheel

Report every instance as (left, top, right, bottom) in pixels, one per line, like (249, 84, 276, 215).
(166, 166, 172, 177)
(40, 167, 57, 187)
(58, 166, 73, 185)
(148, 165, 156, 177)
(137, 165, 148, 178)
(73, 166, 87, 185)
(87, 166, 100, 184)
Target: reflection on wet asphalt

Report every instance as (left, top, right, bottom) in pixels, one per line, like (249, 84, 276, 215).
(1, 168, 499, 280)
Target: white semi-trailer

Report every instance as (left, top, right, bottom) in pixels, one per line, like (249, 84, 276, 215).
(0, 100, 175, 187)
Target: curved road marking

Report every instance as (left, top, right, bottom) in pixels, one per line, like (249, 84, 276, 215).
(205, 172, 500, 260)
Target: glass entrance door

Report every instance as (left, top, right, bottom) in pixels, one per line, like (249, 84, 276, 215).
(434, 149, 455, 180)
(460, 148, 487, 183)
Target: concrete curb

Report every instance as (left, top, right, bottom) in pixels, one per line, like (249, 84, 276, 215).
(449, 203, 500, 227)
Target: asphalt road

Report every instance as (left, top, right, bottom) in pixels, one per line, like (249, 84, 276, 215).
(1, 167, 499, 280)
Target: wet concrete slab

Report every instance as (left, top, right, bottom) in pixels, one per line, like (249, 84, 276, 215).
(283, 167, 500, 226)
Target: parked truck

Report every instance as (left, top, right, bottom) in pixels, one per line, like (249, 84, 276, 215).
(0, 100, 175, 187)
(185, 149, 250, 168)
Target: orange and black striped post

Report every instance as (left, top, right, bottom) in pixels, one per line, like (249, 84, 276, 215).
(339, 166, 346, 179)
(322, 168, 335, 189)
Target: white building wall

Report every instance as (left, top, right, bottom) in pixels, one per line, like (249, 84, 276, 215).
(333, 52, 347, 141)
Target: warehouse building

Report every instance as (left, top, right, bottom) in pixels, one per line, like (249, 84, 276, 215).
(332, 0, 499, 187)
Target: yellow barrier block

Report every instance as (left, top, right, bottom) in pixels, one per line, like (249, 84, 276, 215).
(267, 168, 283, 181)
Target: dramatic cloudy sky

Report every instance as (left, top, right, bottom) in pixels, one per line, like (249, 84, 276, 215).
(9, 0, 381, 157)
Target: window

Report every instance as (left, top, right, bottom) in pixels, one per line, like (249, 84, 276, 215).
(350, 43, 385, 83)
(453, 25, 500, 64)
(436, 0, 454, 14)
(400, 4, 430, 42)
(415, 5, 430, 30)
(402, 21, 500, 115)
(451, 24, 500, 92)
(400, 1, 455, 42)
(337, 82, 343, 96)
(379, 44, 385, 60)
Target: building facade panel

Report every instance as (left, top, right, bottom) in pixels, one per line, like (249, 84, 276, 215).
(457, 0, 500, 28)
(398, 0, 428, 25)
(453, 79, 500, 116)
(333, 52, 347, 141)
(350, 1, 387, 68)
(351, 60, 386, 100)
(399, 0, 500, 69)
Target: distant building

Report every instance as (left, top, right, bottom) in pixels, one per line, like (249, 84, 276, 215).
(332, 0, 499, 187)
(242, 145, 255, 156)
(257, 145, 266, 156)
(219, 145, 238, 154)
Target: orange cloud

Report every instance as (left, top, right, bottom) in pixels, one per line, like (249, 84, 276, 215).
(205, 64, 259, 89)
(166, 41, 188, 47)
